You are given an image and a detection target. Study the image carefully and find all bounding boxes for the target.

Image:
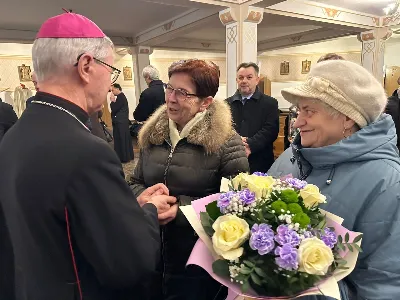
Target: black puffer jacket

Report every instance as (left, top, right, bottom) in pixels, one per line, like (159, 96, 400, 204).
(131, 99, 249, 300)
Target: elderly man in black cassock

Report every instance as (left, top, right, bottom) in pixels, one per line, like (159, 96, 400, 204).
(0, 12, 177, 300)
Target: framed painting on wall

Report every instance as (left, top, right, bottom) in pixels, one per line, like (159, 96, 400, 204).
(280, 61, 289, 75)
(302, 60, 311, 74)
(18, 64, 32, 82)
(123, 66, 133, 81)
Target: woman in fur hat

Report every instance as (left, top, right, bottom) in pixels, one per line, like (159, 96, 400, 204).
(268, 60, 400, 299)
(130, 59, 249, 300)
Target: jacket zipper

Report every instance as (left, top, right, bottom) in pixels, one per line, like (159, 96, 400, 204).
(161, 140, 175, 297)
(163, 141, 175, 185)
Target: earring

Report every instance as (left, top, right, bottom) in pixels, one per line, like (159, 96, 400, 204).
(343, 127, 348, 138)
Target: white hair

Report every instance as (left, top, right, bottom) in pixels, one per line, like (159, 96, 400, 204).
(142, 65, 160, 81)
(32, 37, 113, 81)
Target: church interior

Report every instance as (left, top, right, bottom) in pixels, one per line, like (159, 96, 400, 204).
(1, 0, 400, 172)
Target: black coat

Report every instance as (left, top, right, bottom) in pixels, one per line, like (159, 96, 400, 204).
(131, 100, 249, 300)
(226, 88, 279, 173)
(386, 90, 400, 150)
(111, 92, 134, 162)
(110, 92, 130, 124)
(0, 99, 18, 144)
(0, 92, 160, 300)
(133, 80, 165, 122)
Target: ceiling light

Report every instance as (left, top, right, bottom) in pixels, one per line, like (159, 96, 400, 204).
(383, 1, 400, 15)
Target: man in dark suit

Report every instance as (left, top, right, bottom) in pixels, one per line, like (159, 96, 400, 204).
(226, 62, 279, 173)
(133, 65, 165, 122)
(0, 98, 17, 144)
(0, 12, 176, 300)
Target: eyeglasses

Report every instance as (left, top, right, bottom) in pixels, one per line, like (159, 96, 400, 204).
(74, 53, 121, 84)
(163, 83, 198, 101)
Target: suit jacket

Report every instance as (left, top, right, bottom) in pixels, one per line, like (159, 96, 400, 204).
(226, 88, 279, 173)
(133, 80, 165, 122)
(0, 100, 18, 144)
(0, 92, 160, 300)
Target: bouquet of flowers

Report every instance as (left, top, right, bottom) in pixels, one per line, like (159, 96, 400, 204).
(181, 173, 363, 300)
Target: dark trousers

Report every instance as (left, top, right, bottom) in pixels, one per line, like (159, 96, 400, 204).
(112, 122, 134, 163)
(145, 225, 227, 300)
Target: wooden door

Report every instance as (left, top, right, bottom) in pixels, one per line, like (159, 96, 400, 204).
(385, 66, 400, 96)
(101, 100, 112, 128)
(258, 76, 271, 96)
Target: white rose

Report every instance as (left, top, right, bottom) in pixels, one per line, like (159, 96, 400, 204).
(298, 237, 334, 275)
(300, 184, 326, 209)
(212, 215, 250, 260)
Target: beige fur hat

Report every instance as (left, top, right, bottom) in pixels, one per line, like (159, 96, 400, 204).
(281, 60, 387, 128)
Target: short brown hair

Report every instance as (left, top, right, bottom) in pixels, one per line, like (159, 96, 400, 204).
(317, 53, 344, 63)
(237, 62, 259, 74)
(168, 59, 220, 98)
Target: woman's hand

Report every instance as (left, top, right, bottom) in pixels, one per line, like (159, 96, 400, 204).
(148, 195, 177, 214)
(158, 204, 179, 225)
(137, 183, 170, 207)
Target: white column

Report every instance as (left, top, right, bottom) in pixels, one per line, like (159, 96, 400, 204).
(130, 46, 153, 105)
(220, 6, 263, 97)
(359, 28, 392, 83)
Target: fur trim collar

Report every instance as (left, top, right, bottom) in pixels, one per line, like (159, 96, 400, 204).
(138, 100, 235, 154)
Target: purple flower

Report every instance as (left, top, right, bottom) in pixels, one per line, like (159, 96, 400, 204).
(249, 224, 275, 255)
(274, 225, 301, 247)
(321, 228, 338, 249)
(253, 172, 268, 176)
(217, 191, 235, 211)
(275, 244, 298, 271)
(285, 178, 307, 190)
(303, 231, 314, 239)
(239, 189, 256, 205)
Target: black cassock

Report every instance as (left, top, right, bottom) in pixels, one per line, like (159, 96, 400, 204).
(110, 92, 134, 163)
(0, 92, 160, 300)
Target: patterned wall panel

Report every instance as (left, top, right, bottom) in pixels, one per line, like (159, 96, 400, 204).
(259, 52, 361, 82)
(0, 56, 35, 91)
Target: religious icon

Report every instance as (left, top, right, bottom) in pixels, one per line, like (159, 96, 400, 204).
(123, 66, 133, 81)
(18, 64, 32, 82)
(280, 61, 289, 75)
(302, 60, 312, 74)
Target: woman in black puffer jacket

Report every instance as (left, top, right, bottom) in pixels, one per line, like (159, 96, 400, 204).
(131, 59, 249, 300)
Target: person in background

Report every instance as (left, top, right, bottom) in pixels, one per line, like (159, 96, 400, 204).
(134, 65, 165, 122)
(88, 110, 107, 141)
(0, 98, 17, 144)
(131, 59, 249, 300)
(110, 83, 134, 162)
(268, 60, 400, 299)
(130, 65, 165, 138)
(317, 52, 344, 63)
(0, 12, 176, 300)
(283, 105, 298, 150)
(386, 76, 400, 151)
(226, 62, 279, 173)
(26, 71, 39, 107)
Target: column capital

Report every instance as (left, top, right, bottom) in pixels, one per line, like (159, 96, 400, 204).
(219, 7, 237, 26)
(244, 6, 264, 24)
(357, 28, 392, 42)
(219, 6, 264, 26)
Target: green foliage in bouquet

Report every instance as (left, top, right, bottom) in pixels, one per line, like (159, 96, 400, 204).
(199, 173, 363, 297)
